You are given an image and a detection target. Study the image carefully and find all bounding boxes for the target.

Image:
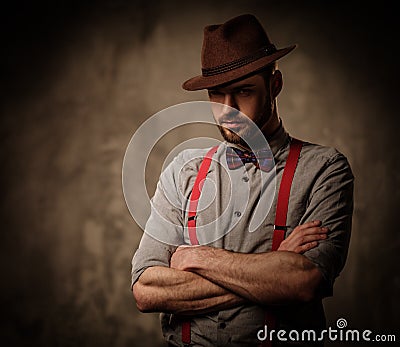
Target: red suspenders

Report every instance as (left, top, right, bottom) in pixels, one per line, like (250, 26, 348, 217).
(261, 138, 303, 347)
(187, 145, 219, 245)
(272, 138, 303, 250)
(182, 139, 303, 346)
(182, 145, 219, 344)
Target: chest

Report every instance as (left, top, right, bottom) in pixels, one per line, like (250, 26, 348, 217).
(181, 143, 313, 252)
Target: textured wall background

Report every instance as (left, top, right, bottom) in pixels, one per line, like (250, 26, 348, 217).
(1, 1, 399, 346)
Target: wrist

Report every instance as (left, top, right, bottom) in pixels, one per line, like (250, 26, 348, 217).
(189, 246, 216, 271)
(190, 246, 230, 275)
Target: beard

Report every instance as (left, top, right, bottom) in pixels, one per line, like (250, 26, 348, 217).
(217, 102, 272, 146)
(217, 125, 243, 144)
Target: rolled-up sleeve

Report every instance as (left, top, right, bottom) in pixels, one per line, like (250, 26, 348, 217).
(131, 233, 177, 287)
(300, 152, 354, 296)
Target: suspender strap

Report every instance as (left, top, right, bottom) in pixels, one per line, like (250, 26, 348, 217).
(271, 138, 303, 251)
(181, 320, 191, 345)
(262, 138, 303, 347)
(182, 145, 219, 345)
(187, 145, 219, 246)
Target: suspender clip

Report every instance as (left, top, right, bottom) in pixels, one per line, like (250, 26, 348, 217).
(274, 224, 288, 231)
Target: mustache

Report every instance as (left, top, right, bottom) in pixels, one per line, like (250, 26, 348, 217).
(218, 110, 247, 123)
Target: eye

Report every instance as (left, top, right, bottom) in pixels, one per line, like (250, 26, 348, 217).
(208, 90, 223, 97)
(236, 89, 252, 97)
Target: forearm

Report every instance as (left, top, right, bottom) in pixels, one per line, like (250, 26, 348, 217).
(133, 266, 247, 315)
(173, 248, 322, 305)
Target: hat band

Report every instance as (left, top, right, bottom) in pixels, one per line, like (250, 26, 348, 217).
(201, 44, 277, 77)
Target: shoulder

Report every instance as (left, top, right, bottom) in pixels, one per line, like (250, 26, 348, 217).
(297, 139, 354, 183)
(156, 146, 222, 199)
(300, 140, 346, 162)
(165, 147, 218, 172)
(160, 145, 222, 183)
(175, 148, 213, 166)
(300, 140, 352, 170)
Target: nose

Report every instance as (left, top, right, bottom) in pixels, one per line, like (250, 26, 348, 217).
(221, 93, 237, 114)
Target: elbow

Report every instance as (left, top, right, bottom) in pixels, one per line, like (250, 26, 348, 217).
(132, 282, 153, 312)
(297, 266, 323, 302)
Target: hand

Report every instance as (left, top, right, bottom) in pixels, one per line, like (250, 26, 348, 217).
(170, 245, 211, 271)
(277, 220, 328, 254)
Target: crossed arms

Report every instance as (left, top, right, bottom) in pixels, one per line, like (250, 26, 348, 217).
(133, 221, 327, 315)
(132, 150, 353, 316)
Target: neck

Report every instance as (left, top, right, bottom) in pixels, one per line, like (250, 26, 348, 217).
(260, 101, 280, 139)
(237, 107, 280, 151)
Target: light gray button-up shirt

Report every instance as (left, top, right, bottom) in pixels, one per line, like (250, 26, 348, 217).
(131, 123, 354, 346)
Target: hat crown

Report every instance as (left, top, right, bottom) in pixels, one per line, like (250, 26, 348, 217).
(201, 14, 272, 69)
(182, 13, 296, 91)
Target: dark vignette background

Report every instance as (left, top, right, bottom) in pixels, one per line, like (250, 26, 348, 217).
(1, 1, 399, 346)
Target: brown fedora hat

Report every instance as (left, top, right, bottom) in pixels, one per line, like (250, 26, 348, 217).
(182, 14, 296, 91)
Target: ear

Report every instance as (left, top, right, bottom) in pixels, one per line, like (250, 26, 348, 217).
(270, 70, 283, 99)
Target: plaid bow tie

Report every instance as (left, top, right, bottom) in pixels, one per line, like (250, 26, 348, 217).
(226, 147, 274, 172)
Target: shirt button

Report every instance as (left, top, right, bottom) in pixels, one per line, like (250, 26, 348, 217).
(242, 176, 249, 182)
(234, 211, 241, 217)
(219, 322, 226, 329)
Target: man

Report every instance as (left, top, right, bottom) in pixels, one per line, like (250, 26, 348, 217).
(131, 14, 353, 346)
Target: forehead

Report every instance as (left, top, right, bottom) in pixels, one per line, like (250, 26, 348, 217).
(208, 73, 265, 92)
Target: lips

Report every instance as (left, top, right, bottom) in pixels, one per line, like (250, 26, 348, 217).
(221, 121, 244, 129)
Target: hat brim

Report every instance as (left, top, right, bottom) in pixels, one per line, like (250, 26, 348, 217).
(182, 45, 296, 91)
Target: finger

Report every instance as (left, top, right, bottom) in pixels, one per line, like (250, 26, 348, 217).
(283, 230, 327, 250)
(283, 233, 325, 250)
(296, 241, 319, 254)
(285, 227, 328, 244)
(301, 226, 329, 236)
(298, 233, 327, 244)
(296, 220, 322, 231)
